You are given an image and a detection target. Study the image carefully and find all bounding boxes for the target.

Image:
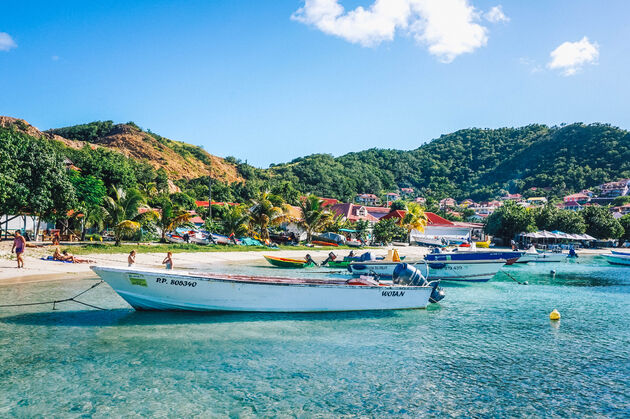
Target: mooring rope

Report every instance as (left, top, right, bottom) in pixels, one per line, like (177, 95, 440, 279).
(502, 270, 527, 285)
(0, 280, 107, 310)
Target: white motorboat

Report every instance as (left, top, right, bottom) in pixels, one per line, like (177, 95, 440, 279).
(91, 266, 442, 312)
(348, 259, 507, 282)
(604, 253, 630, 266)
(516, 246, 567, 263)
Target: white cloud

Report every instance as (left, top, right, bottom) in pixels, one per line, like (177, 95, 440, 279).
(484, 6, 509, 23)
(0, 32, 17, 52)
(292, 0, 491, 63)
(548, 36, 599, 76)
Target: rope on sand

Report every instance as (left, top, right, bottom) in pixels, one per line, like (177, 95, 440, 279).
(0, 280, 107, 310)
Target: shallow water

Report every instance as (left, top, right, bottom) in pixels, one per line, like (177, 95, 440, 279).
(1, 256, 629, 417)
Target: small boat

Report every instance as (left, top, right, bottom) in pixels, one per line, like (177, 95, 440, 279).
(91, 266, 442, 312)
(516, 246, 567, 263)
(325, 260, 352, 269)
(312, 240, 339, 247)
(165, 234, 185, 244)
(348, 259, 508, 282)
(604, 253, 630, 266)
(425, 250, 522, 264)
(414, 237, 446, 247)
(346, 240, 363, 247)
(264, 255, 314, 268)
(611, 250, 630, 256)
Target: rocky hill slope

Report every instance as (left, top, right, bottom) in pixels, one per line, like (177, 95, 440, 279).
(0, 117, 241, 183)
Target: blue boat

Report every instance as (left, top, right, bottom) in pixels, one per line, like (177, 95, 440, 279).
(611, 250, 630, 256)
(425, 250, 523, 264)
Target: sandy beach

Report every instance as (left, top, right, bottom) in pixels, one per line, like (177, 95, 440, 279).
(0, 241, 615, 285)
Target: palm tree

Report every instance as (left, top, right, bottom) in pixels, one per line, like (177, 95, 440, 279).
(222, 205, 250, 239)
(101, 186, 152, 245)
(153, 196, 193, 242)
(297, 195, 331, 243)
(248, 191, 291, 240)
(402, 202, 428, 242)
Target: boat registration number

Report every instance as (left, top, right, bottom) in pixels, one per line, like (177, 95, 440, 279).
(155, 277, 197, 287)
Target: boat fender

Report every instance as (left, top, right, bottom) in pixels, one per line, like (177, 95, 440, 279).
(392, 263, 427, 286)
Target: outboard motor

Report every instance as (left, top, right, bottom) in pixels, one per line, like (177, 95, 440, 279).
(321, 252, 337, 265)
(392, 263, 445, 304)
(393, 263, 427, 286)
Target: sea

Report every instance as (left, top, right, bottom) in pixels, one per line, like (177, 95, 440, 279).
(0, 255, 628, 417)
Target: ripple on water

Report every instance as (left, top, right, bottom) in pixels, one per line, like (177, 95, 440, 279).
(0, 261, 629, 417)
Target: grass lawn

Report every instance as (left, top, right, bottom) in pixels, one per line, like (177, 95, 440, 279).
(64, 242, 369, 255)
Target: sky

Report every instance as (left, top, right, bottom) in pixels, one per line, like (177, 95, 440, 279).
(1, 1, 629, 167)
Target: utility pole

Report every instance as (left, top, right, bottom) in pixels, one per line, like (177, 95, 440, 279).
(208, 159, 212, 220)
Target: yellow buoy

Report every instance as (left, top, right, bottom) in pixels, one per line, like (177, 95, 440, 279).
(549, 309, 561, 320)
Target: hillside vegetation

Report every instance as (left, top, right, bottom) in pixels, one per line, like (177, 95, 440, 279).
(2, 117, 629, 204)
(267, 123, 630, 201)
(44, 120, 241, 183)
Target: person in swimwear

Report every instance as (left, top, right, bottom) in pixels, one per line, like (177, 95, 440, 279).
(12, 231, 26, 268)
(162, 252, 173, 270)
(128, 250, 137, 267)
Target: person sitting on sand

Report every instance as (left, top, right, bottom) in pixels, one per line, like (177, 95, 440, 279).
(12, 231, 26, 268)
(162, 252, 173, 270)
(53, 247, 66, 261)
(128, 250, 136, 267)
(53, 247, 93, 263)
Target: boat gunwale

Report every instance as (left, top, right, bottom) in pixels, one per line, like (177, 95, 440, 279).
(91, 266, 430, 290)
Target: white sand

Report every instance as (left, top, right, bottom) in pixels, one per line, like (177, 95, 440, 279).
(0, 241, 613, 285)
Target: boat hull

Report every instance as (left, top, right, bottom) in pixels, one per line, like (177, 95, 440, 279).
(516, 253, 567, 263)
(91, 266, 434, 312)
(264, 255, 309, 268)
(348, 260, 506, 282)
(604, 254, 630, 266)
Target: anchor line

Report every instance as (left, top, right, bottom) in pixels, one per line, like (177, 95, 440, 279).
(502, 271, 527, 285)
(0, 280, 108, 310)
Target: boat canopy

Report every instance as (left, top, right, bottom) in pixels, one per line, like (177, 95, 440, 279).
(521, 230, 595, 241)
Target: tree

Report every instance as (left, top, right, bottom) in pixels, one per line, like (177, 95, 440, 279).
(354, 220, 370, 242)
(618, 215, 630, 242)
(0, 131, 77, 237)
(533, 204, 586, 234)
(69, 172, 107, 240)
(373, 218, 406, 244)
(402, 202, 428, 233)
(248, 191, 290, 240)
(152, 195, 192, 242)
(297, 195, 331, 242)
(485, 201, 536, 243)
(390, 200, 407, 211)
(221, 205, 250, 238)
(170, 192, 196, 210)
(612, 196, 630, 206)
(581, 206, 623, 239)
(101, 186, 151, 245)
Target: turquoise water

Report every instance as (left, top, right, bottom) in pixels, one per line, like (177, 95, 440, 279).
(1, 256, 629, 417)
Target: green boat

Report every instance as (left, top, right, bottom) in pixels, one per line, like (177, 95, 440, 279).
(325, 260, 352, 268)
(264, 255, 315, 268)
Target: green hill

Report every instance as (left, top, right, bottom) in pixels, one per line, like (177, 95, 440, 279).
(266, 123, 630, 201)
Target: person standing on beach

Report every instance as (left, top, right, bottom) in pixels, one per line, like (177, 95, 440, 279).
(128, 250, 136, 267)
(12, 232, 26, 268)
(162, 252, 173, 270)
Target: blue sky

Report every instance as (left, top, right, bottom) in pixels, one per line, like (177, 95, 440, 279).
(1, 1, 629, 167)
